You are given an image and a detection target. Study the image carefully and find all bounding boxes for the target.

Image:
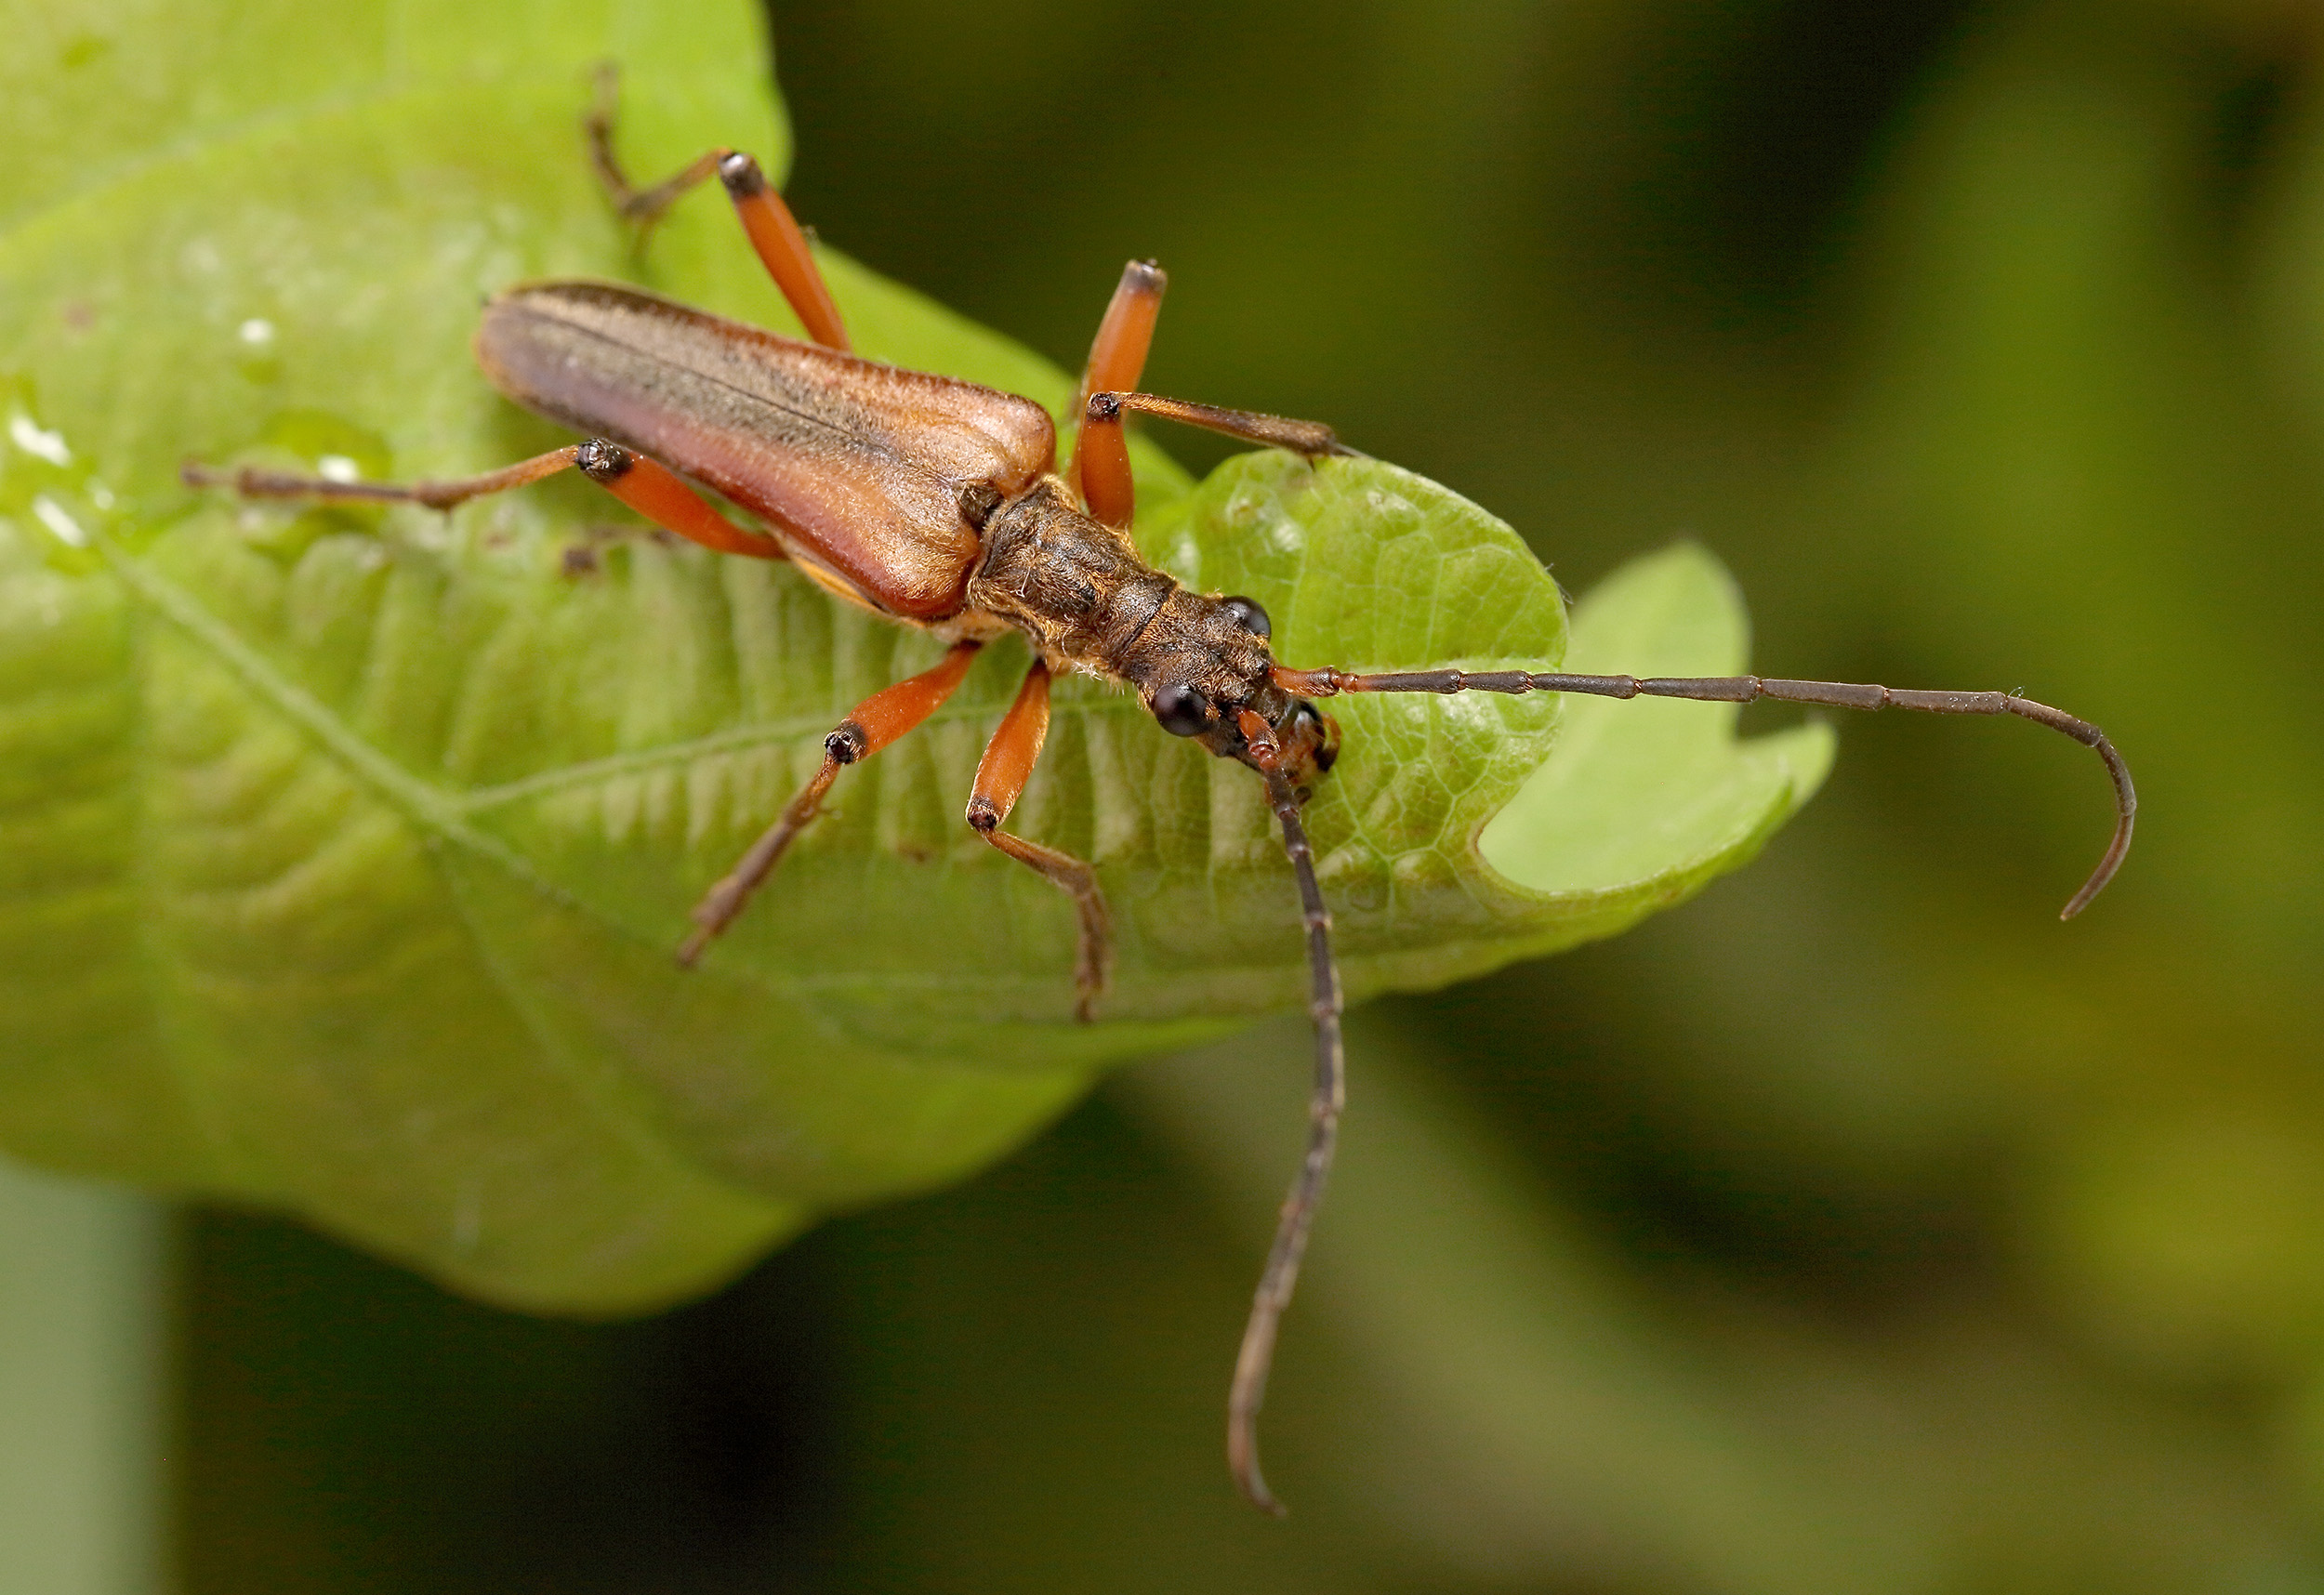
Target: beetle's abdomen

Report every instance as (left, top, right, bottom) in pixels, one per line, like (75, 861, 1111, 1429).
(475, 282, 1056, 619)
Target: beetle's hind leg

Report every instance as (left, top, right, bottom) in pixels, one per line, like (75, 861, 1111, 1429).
(968, 661, 1113, 1022)
(182, 440, 787, 560)
(585, 65, 719, 227)
(585, 65, 851, 352)
(681, 641, 985, 966)
(184, 444, 581, 510)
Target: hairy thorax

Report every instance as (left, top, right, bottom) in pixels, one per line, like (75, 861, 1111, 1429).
(966, 476, 1337, 791)
(967, 477, 1268, 699)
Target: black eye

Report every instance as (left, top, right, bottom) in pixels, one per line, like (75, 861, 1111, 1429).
(1221, 595, 1271, 639)
(1152, 684, 1213, 737)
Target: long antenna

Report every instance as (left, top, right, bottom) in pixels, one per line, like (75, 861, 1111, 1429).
(1274, 665, 2136, 917)
(1229, 768, 1346, 1516)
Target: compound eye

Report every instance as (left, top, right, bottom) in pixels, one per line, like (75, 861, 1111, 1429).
(1221, 595, 1272, 640)
(1151, 683, 1214, 737)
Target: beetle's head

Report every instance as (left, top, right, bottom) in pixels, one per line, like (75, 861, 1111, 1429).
(1137, 592, 1341, 799)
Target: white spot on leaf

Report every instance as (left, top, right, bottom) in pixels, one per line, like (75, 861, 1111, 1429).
(31, 494, 86, 547)
(7, 413, 71, 466)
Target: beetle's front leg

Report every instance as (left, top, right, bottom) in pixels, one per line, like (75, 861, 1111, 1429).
(968, 661, 1113, 1022)
(585, 65, 851, 352)
(182, 440, 787, 560)
(680, 640, 985, 966)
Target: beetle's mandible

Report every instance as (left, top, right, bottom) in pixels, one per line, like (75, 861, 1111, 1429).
(184, 69, 2137, 1515)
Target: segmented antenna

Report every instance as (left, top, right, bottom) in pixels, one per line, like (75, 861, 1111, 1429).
(1229, 769, 1346, 1516)
(1273, 665, 2137, 917)
(1226, 664, 2133, 1510)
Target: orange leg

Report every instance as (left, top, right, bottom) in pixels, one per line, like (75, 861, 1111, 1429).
(680, 640, 984, 966)
(1069, 260, 1167, 529)
(181, 440, 788, 561)
(967, 660, 1112, 1022)
(576, 442, 789, 559)
(586, 67, 851, 352)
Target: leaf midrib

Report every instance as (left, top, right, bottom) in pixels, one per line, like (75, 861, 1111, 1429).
(451, 671, 1149, 815)
(96, 525, 1641, 1013)
(92, 528, 1114, 1008)
(99, 530, 608, 925)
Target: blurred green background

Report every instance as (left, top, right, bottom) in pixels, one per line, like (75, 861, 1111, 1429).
(9, 0, 2324, 1588)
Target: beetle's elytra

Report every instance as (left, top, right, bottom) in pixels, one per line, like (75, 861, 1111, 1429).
(183, 69, 2135, 1515)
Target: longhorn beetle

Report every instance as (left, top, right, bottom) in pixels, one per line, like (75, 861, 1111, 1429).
(184, 72, 2137, 1514)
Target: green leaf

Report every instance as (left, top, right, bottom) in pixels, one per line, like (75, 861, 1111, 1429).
(0, 0, 1829, 1312)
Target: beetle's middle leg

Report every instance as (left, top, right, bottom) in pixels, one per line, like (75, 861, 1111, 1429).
(680, 640, 985, 967)
(1067, 262, 1359, 533)
(1069, 260, 1167, 529)
(585, 66, 851, 352)
(1086, 391, 1353, 462)
(967, 659, 1113, 1022)
(183, 440, 789, 560)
